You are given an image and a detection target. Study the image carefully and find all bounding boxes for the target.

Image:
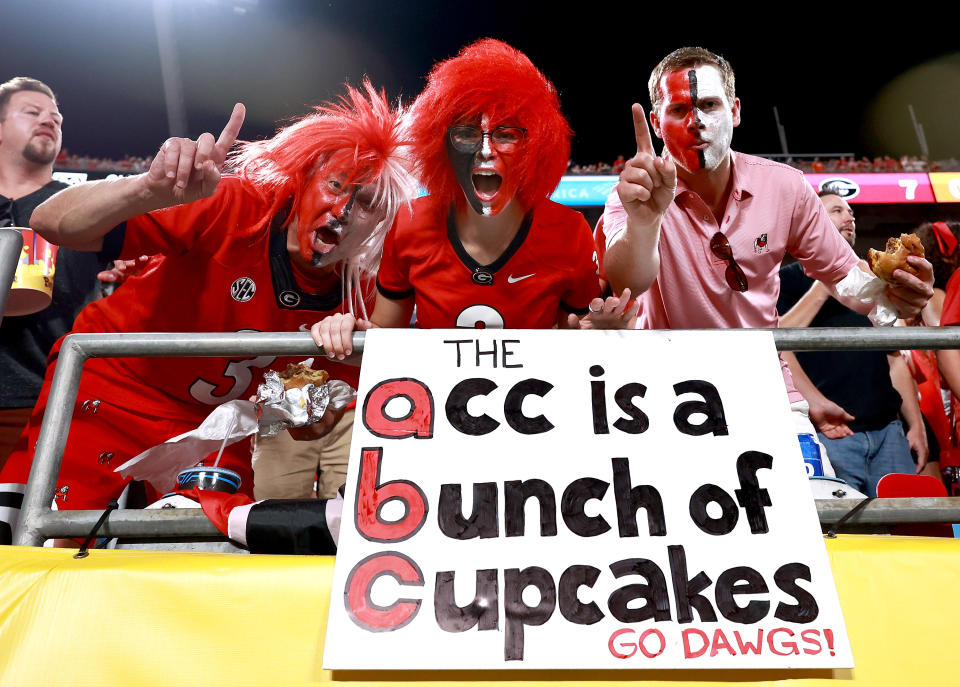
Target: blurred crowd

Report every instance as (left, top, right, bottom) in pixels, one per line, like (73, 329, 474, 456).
(788, 155, 960, 174)
(567, 154, 960, 175)
(54, 149, 153, 174)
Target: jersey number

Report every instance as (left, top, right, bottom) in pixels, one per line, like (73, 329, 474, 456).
(188, 330, 277, 404)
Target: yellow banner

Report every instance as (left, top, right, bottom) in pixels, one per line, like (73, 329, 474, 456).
(929, 173, 960, 203)
(0, 535, 957, 686)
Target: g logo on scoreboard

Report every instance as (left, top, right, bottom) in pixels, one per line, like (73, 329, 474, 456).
(819, 177, 859, 200)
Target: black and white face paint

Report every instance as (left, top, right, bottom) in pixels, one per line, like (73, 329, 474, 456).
(446, 115, 521, 216)
(657, 65, 736, 172)
(296, 167, 385, 269)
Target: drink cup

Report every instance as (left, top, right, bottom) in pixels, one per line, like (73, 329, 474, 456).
(6, 228, 57, 316)
(175, 466, 242, 494)
(798, 433, 824, 477)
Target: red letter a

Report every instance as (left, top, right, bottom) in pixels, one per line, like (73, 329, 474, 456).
(362, 378, 434, 439)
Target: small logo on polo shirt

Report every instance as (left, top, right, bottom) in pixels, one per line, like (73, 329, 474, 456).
(754, 233, 769, 254)
(230, 277, 256, 302)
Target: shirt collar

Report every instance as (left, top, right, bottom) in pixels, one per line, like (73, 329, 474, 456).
(674, 150, 753, 202)
(728, 150, 752, 201)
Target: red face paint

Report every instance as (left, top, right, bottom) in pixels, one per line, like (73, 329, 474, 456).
(296, 161, 383, 268)
(659, 70, 703, 170)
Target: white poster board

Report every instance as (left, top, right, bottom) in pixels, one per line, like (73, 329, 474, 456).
(323, 329, 853, 670)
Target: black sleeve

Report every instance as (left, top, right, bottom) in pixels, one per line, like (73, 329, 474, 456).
(245, 499, 337, 555)
(777, 262, 807, 315)
(98, 223, 126, 263)
(376, 279, 414, 300)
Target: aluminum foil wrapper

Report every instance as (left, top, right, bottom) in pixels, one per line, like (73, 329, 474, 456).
(256, 372, 356, 437)
(116, 401, 257, 489)
(832, 263, 897, 326)
(114, 364, 356, 489)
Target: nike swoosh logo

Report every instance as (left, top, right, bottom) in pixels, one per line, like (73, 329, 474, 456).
(507, 273, 535, 284)
(298, 323, 311, 332)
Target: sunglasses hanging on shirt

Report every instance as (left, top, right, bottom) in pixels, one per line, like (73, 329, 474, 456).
(709, 231, 749, 292)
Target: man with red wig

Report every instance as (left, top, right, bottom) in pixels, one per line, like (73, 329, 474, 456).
(0, 82, 416, 544)
(315, 39, 629, 360)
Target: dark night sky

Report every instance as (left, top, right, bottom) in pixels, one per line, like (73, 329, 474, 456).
(3, 0, 959, 165)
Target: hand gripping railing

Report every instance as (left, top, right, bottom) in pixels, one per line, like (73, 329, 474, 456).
(13, 328, 960, 546)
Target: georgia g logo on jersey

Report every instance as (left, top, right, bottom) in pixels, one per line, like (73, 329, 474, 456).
(230, 277, 256, 302)
(456, 304, 505, 329)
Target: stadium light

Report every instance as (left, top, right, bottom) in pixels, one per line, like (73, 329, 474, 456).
(152, 0, 188, 138)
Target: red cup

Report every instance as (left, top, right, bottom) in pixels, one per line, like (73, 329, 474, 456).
(6, 228, 57, 316)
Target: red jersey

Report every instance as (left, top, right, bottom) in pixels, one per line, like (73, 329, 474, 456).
(68, 176, 365, 418)
(941, 270, 960, 328)
(376, 195, 599, 328)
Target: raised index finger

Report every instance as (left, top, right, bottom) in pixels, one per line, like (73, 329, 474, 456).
(632, 103, 655, 156)
(214, 102, 246, 161)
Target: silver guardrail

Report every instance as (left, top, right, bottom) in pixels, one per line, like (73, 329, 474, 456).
(12, 328, 960, 546)
(0, 228, 24, 326)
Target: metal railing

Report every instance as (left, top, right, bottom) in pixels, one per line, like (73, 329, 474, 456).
(0, 229, 24, 326)
(12, 328, 960, 547)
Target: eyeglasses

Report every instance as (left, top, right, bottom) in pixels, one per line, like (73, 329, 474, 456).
(448, 125, 527, 154)
(709, 231, 748, 292)
(0, 198, 14, 228)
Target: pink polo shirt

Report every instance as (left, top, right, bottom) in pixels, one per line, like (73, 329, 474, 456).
(602, 151, 859, 402)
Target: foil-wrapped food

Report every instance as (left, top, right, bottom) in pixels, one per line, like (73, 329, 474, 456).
(256, 362, 333, 437)
(116, 363, 357, 489)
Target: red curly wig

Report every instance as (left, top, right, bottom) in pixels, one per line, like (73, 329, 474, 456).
(409, 38, 572, 211)
(231, 79, 414, 234)
(229, 80, 416, 315)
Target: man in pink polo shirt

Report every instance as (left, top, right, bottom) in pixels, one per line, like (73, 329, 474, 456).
(600, 46, 933, 452)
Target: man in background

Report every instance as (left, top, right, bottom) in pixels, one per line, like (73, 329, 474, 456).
(0, 77, 124, 466)
(777, 189, 926, 496)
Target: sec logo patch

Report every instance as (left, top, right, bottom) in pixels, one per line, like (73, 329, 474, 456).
(230, 277, 256, 302)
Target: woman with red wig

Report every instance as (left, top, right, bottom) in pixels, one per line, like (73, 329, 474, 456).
(314, 39, 633, 358)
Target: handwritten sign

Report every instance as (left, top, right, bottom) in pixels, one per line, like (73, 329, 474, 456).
(323, 329, 853, 670)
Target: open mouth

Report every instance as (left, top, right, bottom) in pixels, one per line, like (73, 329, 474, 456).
(472, 171, 502, 201)
(312, 226, 341, 255)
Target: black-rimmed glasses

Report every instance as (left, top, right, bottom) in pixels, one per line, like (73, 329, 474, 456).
(448, 125, 527, 154)
(709, 231, 748, 292)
